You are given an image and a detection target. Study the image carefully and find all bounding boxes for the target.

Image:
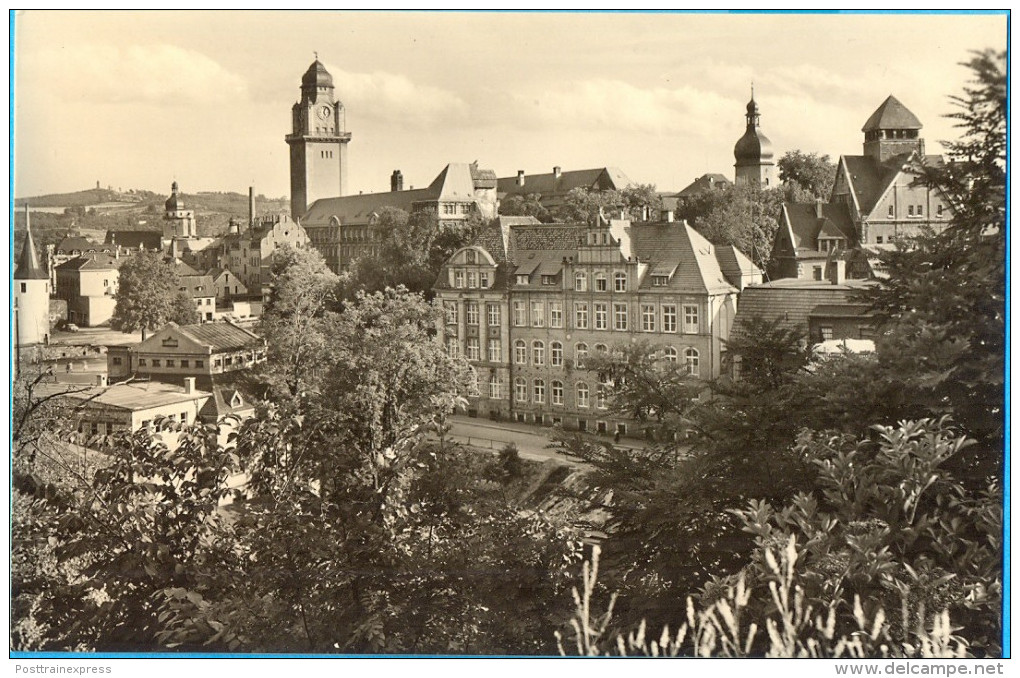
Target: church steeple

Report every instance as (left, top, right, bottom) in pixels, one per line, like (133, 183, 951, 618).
(733, 88, 775, 188)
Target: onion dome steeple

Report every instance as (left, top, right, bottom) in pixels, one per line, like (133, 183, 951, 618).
(733, 86, 776, 188)
(165, 180, 183, 212)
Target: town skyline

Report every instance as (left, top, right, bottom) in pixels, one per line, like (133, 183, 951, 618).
(12, 10, 1006, 200)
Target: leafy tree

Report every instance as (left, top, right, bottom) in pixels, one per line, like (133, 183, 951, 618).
(170, 291, 200, 326)
(777, 150, 837, 200)
(675, 184, 784, 269)
(256, 244, 340, 399)
(552, 188, 622, 223)
(111, 251, 194, 338)
(342, 207, 487, 299)
(499, 193, 549, 222)
(620, 183, 664, 221)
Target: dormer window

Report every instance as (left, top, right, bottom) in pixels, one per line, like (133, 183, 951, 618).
(651, 275, 669, 286)
(541, 275, 557, 285)
(516, 274, 530, 285)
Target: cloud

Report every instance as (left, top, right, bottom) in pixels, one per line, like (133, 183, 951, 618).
(325, 63, 468, 129)
(481, 79, 738, 139)
(18, 43, 247, 105)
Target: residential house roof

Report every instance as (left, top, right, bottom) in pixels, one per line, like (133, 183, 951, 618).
(497, 167, 632, 198)
(780, 201, 857, 254)
(630, 222, 737, 294)
(676, 173, 732, 197)
(55, 236, 105, 254)
(35, 380, 211, 412)
(729, 279, 875, 344)
(174, 322, 263, 352)
(55, 253, 122, 272)
(104, 230, 162, 250)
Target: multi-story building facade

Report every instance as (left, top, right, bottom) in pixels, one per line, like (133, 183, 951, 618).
(302, 161, 499, 272)
(54, 253, 121, 327)
(219, 213, 309, 298)
(435, 214, 760, 435)
(771, 95, 954, 280)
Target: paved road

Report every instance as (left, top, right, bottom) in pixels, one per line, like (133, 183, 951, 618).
(444, 415, 646, 467)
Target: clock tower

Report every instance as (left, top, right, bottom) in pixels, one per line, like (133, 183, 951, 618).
(287, 58, 351, 220)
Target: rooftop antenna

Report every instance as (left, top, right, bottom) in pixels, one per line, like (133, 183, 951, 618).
(751, 81, 754, 100)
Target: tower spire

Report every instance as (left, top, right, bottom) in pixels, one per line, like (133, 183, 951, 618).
(15, 204, 48, 280)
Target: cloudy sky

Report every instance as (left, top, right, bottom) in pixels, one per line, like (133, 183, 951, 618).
(12, 11, 1006, 200)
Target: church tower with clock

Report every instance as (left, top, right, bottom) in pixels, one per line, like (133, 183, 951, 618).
(287, 58, 352, 221)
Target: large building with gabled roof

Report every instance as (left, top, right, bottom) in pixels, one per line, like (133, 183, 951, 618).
(302, 161, 499, 272)
(771, 95, 953, 281)
(434, 213, 761, 434)
(496, 166, 633, 212)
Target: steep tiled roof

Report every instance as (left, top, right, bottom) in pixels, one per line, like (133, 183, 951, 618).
(630, 222, 736, 294)
(105, 230, 162, 250)
(55, 236, 104, 253)
(176, 322, 263, 352)
(497, 167, 632, 197)
(508, 225, 583, 255)
(782, 202, 856, 252)
(838, 153, 943, 217)
(809, 303, 873, 318)
(715, 244, 761, 289)
(861, 95, 923, 131)
(55, 253, 122, 271)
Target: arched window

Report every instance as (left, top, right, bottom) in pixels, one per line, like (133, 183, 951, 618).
(684, 348, 700, 377)
(574, 271, 587, 292)
(514, 340, 527, 365)
(532, 340, 545, 366)
(614, 271, 627, 292)
(514, 378, 527, 403)
(664, 347, 678, 363)
(551, 380, 564, 405)
(533, 379, 546, 404)
(576, 382, 590, 408)
(595, 343, 608, 355)
(575, 342, 588, 369)
(551, 341, 563, 367)
(595, 272, 608, 292)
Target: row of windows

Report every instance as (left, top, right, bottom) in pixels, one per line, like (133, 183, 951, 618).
(887, 203, 944, 218)
(509, 378, 607, 408)
(138, 358, 204, 368)
(449, 338, 701, 377)
(511, 301, 699, 333)
(442, 203, 472, 215)
(450, 269, 493, 289)
(445, 301, 502, 326)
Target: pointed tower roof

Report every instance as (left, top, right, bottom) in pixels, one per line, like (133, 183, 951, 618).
(862, 95, 923, 132)
(15, 208, 48, 280)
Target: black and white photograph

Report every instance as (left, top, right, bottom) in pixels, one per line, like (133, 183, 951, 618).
(8, 9, 1009, 665)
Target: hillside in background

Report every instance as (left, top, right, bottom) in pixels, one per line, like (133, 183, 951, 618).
(12, 187, 290, 256)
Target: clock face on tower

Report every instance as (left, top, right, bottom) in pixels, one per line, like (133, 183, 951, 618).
(318, 105, 331, 120)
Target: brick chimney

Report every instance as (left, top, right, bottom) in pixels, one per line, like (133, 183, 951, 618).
(815, 198, 825, 219)
(95, 374, 107, 387)
(516, 170, 525, 187)
(184, 376, 196, 394)
(249, 187, 255, 226)
(391, 170, 403, 192)
(553, 166, 562, 179)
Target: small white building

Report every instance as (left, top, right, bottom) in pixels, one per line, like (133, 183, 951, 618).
(14, 207, 51, 349)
